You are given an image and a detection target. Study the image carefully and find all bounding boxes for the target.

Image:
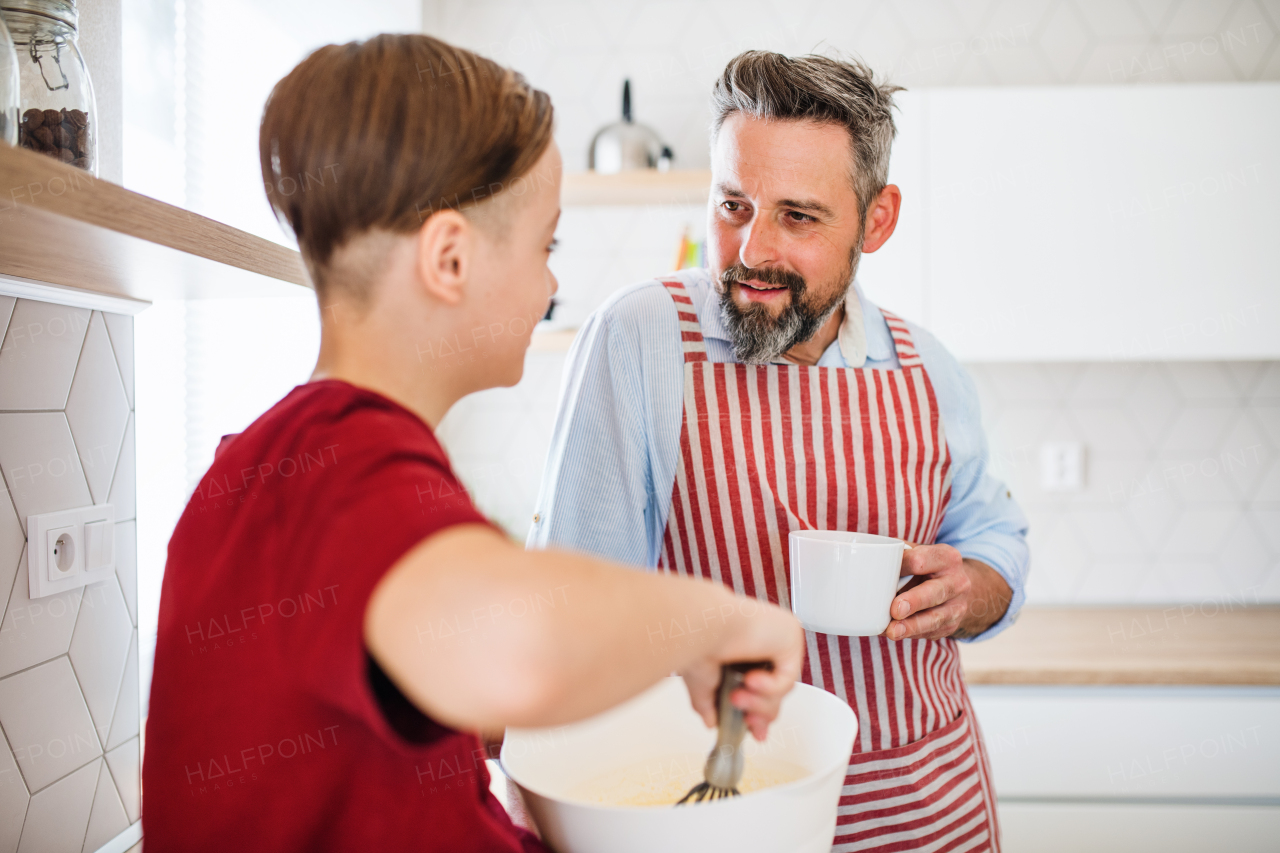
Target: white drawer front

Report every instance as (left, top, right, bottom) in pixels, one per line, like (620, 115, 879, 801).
(1001, 802, 1280, 853)
(968, 686, 1280, 800)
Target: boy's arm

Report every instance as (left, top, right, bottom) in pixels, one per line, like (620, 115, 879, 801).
(365, 523, 804, 739)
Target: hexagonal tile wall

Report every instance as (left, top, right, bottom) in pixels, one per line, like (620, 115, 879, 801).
(81, 757, 129, 853)
(0, 298, 139, 848)
(0, 730, 28, 853)
(15, 756, 98, 853)
(0, 412, 93, 535)
(0, 302, 90, 412)
(68, 579, 134, 739)
(64, 314, 131, 506)
(0, 657, 102, 793)
(0, 493, 23, 620)
(103, 738, 139, 825)
(969, 361, 1280, 604)
(0, 297, 15, 341)
(0, 545, 85, 679)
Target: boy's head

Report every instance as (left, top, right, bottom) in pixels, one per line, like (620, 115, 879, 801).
(260, 34, 561, 394)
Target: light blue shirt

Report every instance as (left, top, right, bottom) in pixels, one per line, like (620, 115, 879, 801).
(528, 268, 1029, 641)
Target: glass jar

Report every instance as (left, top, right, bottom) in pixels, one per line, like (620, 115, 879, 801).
(0, 13, 17, 145)
(0, 0, 96, 173)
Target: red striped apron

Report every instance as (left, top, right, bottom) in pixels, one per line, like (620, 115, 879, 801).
(656, 280, 1000, 852)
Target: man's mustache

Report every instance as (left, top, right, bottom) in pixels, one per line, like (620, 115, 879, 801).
(720, 264, 807, 295)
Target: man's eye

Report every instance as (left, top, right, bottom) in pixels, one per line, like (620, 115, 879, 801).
(722, 201, 743, 212)
(788, 211, 815, 223)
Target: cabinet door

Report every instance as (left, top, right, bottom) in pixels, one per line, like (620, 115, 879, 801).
(857, 91, 925, 324)
(1001, 802, 1280, 853)
(925, 84, 1280, 361)
(969, 686, 1280, 799)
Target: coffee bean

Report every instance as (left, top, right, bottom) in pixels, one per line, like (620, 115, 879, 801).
(16, 107, 93, 170)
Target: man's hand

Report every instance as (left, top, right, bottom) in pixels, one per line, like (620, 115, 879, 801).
(882, 545, 1011, 641)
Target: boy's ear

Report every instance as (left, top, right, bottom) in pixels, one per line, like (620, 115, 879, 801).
(415, 210, 472, 305)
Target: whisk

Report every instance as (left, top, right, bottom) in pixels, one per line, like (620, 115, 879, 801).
(676, 662, 770, 805)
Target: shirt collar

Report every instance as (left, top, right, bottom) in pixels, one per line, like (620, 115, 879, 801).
(698, 272, 893, 367)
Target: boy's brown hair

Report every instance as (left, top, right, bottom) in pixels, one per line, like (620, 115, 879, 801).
(259, 34, 554, 299)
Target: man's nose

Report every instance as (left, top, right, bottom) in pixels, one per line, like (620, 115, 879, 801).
(739, 216, 781, 270)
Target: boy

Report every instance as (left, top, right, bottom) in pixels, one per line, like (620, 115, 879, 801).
(143, 34, 803, 851)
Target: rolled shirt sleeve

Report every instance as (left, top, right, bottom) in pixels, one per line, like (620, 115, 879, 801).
(908, 322, 1030, 641)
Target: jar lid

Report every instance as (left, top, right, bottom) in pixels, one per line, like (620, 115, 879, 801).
(0, 0, 77, 31)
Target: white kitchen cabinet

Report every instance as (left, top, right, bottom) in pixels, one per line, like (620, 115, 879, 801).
(969, 686, 1280, 851)
(1000, 802, 1280, 853)
(854, 91, 926, 325)
(869, 84, 1280, 362)
(927, 84, 1280, 361)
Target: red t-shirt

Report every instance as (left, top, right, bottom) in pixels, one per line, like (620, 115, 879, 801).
(144, 380, 546, 852)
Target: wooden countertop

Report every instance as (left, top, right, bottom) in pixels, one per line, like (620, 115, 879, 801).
(0, 143, 309, 300)
(958, 606, 1280, 686)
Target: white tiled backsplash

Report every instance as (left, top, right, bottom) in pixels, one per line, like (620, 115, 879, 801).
(0, 296, 140, 852)
(969, 361, 1278, 604)
(439, 355, 1280, 606)
(428, 0, 1280, 178)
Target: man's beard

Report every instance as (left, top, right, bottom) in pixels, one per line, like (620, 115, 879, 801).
(717, 245, 861, 364)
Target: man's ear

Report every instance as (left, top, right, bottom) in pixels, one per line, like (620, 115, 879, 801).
(862, 184, 902, 254)
(415, 210, 472, 305)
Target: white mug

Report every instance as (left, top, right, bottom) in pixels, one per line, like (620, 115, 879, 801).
(788, 531, 911, 636)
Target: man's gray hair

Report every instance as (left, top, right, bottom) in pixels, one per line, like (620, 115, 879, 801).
(710, 51, 903, 221)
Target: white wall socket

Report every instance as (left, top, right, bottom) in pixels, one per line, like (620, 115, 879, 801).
(27, 504, 116, 599)
(1040, 442, 1086, 492)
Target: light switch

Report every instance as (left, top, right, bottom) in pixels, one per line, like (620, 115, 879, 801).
(1041, 442, 1086, 491)
(84, 520, 113, 570)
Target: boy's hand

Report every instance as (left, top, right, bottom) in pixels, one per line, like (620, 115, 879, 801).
(680, 600, 804, 741)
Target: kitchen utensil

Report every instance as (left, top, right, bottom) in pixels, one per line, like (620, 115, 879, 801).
(501, 676, 857, 853)
(789, 531, 912, 636)
(676, 662, 765, 804)
(588, 79, 667, 173)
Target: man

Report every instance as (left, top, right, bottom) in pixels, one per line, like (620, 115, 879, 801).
(530, 52, 1029, 852)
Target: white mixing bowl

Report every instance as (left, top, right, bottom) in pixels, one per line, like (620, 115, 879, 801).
(500, 677, 857, 853)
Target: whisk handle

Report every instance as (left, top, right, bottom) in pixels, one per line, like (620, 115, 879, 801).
(705, 661, 773, 789)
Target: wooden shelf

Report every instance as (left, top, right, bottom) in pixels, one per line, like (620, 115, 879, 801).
(0, 144, 309, 301)
(959, 606, 1280, 686)
(562, 169, 711, 206)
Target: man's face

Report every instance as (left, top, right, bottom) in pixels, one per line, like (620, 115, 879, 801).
(708, 114, 865, 363)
